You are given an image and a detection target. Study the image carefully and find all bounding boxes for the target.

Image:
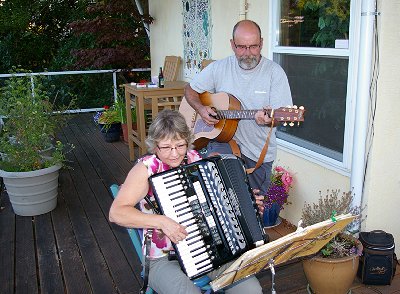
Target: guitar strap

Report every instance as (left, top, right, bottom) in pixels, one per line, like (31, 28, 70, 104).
(228, 139, 241, 157)
(246, 119, 275, 174)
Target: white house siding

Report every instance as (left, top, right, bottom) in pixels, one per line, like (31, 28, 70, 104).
(362, 0, 400, 254)
(148, 0, 400, 256)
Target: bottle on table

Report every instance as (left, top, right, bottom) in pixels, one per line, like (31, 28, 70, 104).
(158, 67, 165, 88)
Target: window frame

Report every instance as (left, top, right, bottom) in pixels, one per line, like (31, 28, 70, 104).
(267, 0, 362, 176)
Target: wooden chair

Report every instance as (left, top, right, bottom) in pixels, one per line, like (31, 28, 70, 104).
(201, 59, 215, 70)
(163, 56, 181, 81)
(144, 56, 182, 128)
(109, 184, 213, 294)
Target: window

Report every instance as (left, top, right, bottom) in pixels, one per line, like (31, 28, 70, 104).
(278, 0, 351, 48)
(270, 0, 355, 167)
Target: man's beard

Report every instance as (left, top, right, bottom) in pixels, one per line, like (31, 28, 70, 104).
(238, 55, 259, 70)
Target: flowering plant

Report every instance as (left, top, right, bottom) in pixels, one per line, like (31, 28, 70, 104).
(93, 105, 121, 124)
(264, 166, 293, 209)
(93, 95, 136, 129)
(93, 104, 123, 133)
(301, 189, 364, 258)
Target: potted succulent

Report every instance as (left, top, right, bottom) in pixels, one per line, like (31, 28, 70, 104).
(301, 189, 364, 294)
(0, 70, 74, 216)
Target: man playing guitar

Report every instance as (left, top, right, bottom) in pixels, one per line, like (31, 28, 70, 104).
(184, 20, 293, 216)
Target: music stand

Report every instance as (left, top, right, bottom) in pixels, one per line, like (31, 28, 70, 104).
(210, 213, 356, 293)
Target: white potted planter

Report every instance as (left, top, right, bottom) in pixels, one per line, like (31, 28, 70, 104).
(0, 164, 62, 216)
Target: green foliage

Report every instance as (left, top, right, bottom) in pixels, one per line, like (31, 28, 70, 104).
(94, 91, 136, 132)
(45, 72, 116, 109)
(0, 0, 91, 72)
(299, 0, 350, 47)
(0, 0, 152, 110)
(0, 68, 75, 172)
(320, 233, 359, 258)
(301, 189, 364, 258)
(97, 109, 122, 125)
(113, 91, 136, 124)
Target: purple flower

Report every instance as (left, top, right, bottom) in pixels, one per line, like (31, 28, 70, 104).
(264, 184, 289, 209)
(93, 111, 103, 124)
(263, 166, 293, 210)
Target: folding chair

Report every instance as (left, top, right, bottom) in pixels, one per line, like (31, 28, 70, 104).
(109, 184, 212, 294)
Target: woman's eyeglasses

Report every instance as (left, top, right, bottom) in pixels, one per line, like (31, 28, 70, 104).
(157, 143, 187, 154)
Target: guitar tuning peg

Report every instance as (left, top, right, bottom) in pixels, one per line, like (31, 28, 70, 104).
(283, 122, 288, 126)
(289, 122, 294, 127)
(286, 105, 292, 108)
(293, 105, 298, 109)
(297, 122, 300, 126)
(299, 106, 305, 110)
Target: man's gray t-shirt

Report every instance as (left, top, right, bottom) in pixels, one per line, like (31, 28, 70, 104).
(190, 55, 292, 163)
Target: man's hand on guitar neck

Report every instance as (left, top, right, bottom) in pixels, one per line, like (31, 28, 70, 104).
(255, 108, 273, 126)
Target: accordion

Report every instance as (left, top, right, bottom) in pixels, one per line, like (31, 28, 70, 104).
(149, 154, 267, 279)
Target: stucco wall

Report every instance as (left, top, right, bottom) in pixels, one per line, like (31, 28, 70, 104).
(278, 150, 350, 225)
(149, 0, 184, 80)
(362, 0, 400, 249)
(148, 0, 400, 256)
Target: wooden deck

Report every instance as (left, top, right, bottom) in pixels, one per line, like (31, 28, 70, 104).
(1, 113, 399, 294)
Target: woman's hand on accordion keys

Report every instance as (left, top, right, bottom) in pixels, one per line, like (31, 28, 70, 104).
(159, 215, 188, 244)
(252, 188, 265, 214)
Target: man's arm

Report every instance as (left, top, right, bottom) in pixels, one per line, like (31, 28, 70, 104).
(184, 84, 219, 125)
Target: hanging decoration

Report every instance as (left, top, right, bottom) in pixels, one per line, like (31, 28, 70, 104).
(182, 0, 212, 78)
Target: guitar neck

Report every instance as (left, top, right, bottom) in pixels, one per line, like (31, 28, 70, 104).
(216, 109, 264, 120)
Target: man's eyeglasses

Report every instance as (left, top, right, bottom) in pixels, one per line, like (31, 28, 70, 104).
(157, 143, 187, 154)
(233, 42, 261, 53)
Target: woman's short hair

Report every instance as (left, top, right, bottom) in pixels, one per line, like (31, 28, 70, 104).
(145, 109, 194, 153)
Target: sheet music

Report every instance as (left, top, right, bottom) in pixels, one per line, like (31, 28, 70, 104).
(210, 213, 355, 291)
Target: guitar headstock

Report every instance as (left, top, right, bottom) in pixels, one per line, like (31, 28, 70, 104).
(272, 106, 305, 126)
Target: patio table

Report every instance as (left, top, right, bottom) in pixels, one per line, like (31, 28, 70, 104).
(124, 81, 187, 161)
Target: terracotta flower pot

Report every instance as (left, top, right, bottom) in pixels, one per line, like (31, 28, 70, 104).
(302, 240, 363, 294)
(121, 122, 137, 143)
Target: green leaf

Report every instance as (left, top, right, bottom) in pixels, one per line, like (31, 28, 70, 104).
(318, 17, 326, 29)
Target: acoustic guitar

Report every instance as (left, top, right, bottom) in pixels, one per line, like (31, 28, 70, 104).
(179, 92, 305, 149)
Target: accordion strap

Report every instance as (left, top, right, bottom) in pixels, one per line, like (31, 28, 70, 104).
(140, 228, 153, 294)
(139, 195, 160, 294)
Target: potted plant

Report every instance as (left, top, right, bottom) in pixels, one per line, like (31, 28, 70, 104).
(93, 104, 122, 143)
(0, 70, 73, 216)
(112, 93, 137, 143)
(301, 189, 364, 294)
(262, 166, 293, 227)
